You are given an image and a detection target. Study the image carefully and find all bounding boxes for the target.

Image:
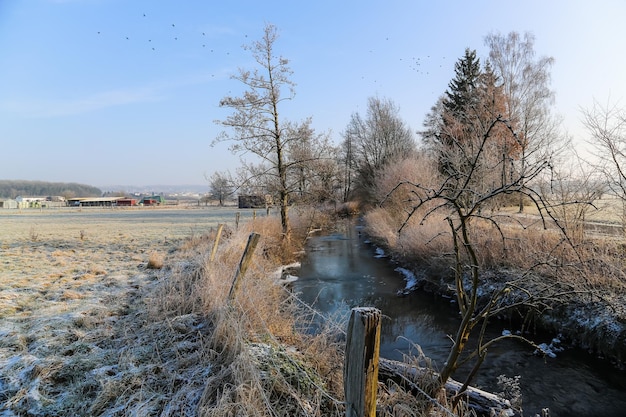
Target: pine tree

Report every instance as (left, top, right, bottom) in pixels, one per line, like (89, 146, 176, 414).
(444, 48, 482, 122)
(432, 48, 484, 177)
(422, 47, 517, 211)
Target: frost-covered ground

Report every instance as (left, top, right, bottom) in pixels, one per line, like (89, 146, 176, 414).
(0, 208, 239, 416)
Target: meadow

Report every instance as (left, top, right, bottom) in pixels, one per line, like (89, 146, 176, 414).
(0, 207, 252, 317)
(0, 207, 297, 416)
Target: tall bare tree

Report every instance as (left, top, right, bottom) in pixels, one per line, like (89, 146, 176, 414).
(340, 128, 357, 202)
(397, 114, 565, 402)
(582, 98, 626, 230)
(213, 23, 296, 240)
(398, 45, 574, 402)
(485, 31, 564, 212)
(341, 96, 415, 204)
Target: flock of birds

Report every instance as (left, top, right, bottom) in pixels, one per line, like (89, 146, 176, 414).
(96, 13, 230, 53)
(94, 12, 450, 92)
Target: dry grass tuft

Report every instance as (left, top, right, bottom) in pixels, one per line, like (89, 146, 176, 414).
(147, 251, 165, 269)
(335, 201, 361, 217)
(142, 216, 348, 416)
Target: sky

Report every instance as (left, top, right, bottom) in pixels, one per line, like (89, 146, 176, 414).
(1, 0, 625, 189)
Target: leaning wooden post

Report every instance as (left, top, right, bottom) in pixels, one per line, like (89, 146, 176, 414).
(209, 223, 224, 263)
(227, 232, 261, 301)
(344, 307, 381, 417)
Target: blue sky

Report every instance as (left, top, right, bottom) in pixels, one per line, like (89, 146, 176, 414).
(1, 0, 625, 188)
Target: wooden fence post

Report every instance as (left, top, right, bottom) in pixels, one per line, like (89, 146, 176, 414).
(228, 232, 261, 301)
(209, 223, 224, 263)
(235, 212, 240, 229)
(344, 307, 381, 417)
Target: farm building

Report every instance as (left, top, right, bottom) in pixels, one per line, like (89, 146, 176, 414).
(116, 198, 137, 206)
(139, 195, 165, 206)
(238, 195, 273, 209)
(10, 196, 66, 208)
(67, 197, 124, 207)
(0, 199, 18, 209)
(15, 196, 47, 208)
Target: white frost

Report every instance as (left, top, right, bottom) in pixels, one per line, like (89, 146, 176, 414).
(395, 267, 419, 290)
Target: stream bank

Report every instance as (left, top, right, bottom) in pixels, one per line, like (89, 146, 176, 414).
(388, 243, 626, 371)
(294, 219, 626, 417)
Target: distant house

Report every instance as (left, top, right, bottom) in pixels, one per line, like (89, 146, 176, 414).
(139, 195, 165, 206)
(238, 195, 273, 209)
(15, 196, 48, 208)
(116, 198, 137, 206)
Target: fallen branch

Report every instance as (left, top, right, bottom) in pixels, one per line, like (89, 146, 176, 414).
(378, 358, 518, 417)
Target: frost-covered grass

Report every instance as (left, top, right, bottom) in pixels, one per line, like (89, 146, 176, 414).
(0, 208, 241, 416)
(0, 207, 354, 416)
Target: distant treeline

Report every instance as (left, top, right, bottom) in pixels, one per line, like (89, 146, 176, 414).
(0, 180, 102, 199)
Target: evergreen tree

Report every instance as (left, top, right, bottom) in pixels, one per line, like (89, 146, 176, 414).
(422, 48, 515, 210)
(426, 48, 484, 177)
(444, 48, 482, 122)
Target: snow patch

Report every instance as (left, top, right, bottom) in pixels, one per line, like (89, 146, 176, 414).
(534, 337, 563, 359)
(273, 262, 301, 284)
(395, 267, 420, 292)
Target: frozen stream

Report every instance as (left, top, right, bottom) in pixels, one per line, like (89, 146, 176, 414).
(293, 221, 626, 417)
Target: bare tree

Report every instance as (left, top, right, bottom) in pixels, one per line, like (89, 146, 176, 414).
(214, 23, 296, 240)
(207, 171, 234, 206)
(408, 47, 572, 397)
(582, 98, 626, 230)
(341, 96, 415, 204)
(285, 124, 341, 204)
(485, 31, 565, 212)
(394, 111, 568, 402)
(214, 24, 336, 240)
(339, 129, 357, 202)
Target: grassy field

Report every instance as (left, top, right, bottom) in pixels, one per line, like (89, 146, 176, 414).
(0, 207, 254, 316)
(0, 207, 265, 415)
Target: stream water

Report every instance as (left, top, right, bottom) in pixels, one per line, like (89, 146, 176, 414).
(293, 220, 626, 417)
